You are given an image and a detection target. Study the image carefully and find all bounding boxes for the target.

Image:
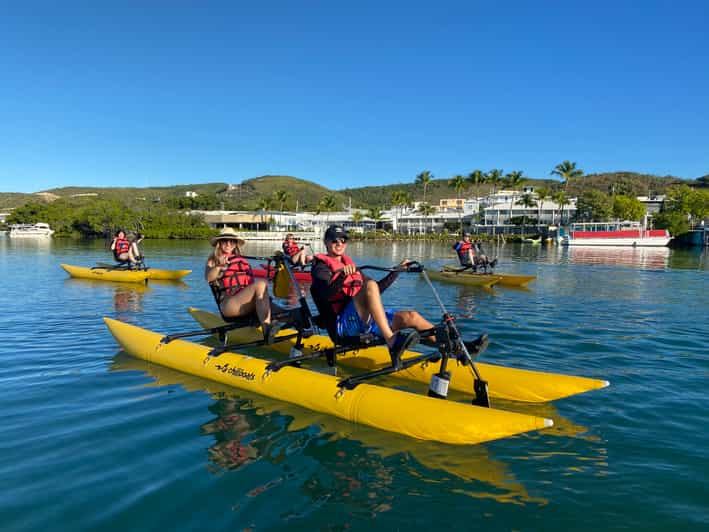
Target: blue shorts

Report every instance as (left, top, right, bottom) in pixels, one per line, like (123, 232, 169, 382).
(336, 300, 396, 338)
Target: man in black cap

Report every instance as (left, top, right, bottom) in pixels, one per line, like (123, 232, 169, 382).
(309, 224, 434, 368)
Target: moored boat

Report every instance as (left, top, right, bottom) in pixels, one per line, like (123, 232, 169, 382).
(9, 223, 54, 237)
(104, 317, 552, 445)
(187, 308, 608, 403)
(61, 264, 150, 284)
(562, 219, 671, 247)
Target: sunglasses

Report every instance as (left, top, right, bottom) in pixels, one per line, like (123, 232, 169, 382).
(220, 239, 239, 245)
(328, 238, 347, 245)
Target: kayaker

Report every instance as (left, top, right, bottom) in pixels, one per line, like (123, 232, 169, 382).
(453, 233, 497, 271)
(310, 224, 435, 368)
(205, 228, 286, 342)
(282, 233, 311, 268)
(111, 230, 131, 263)
(452, 232, 476, 268)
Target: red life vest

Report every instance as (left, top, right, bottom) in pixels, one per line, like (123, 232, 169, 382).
(219, 255, 254, 297)
(454, 240, 473, 263)
(282, 240, 300, 257)
(114, 238, 130, 257)
(313, 253, 363, 313)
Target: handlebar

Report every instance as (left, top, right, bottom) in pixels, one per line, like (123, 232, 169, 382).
(359, 261, 424, 274)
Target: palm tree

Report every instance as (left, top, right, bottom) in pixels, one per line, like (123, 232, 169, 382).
(504, 170, 526, 190)
(535, 186, 550, 225)
(390, 190, 412, 233)
(551, 161, 583, 193)
(504, 171, 526, 223)
(415, 170, 433, 204)
(467, 169, 485, 198)
(351, 210, 364, 231)
(486, 169, 503, 195)
(273, 189, 290, 228)
(274, 189, 290, 212)
(552, 191, 570, 225)
(318, 194, 337, 225)
(448, 175, 467, 199)
(256, 197, 272, 228)
(367, 207, 383, 230)
(515, 193, 537, 226)
(448, 175, 467, 232)
(417, 202, 437, 234)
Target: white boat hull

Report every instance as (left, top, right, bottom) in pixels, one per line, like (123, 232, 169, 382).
(9, 223, 54, 237)
(563, 236, 671, 247)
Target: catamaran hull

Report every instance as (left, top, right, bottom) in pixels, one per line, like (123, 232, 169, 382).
(104, 318, 552, 445)
(438, 267, 536, 287)
(146, 268, 192, 280)
(427, 270, 502, 287)
(61, 264, 149, 284)
(563, 237, 671, 247)
(188, 308, 609, 403)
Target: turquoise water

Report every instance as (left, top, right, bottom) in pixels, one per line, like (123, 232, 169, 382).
(1, 236, 707, 531)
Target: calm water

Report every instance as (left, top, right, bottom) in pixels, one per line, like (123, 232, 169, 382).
(1, 236, 707, 531)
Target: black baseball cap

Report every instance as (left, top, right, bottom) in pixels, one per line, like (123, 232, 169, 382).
(324, 225, 348, 241)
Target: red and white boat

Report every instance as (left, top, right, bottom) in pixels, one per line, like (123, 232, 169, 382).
(562, 219, 671, 247)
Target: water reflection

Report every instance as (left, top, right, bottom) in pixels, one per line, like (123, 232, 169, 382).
(113, 285, 148, 313)
(566, 246, 670, 270)
(147, 279, 190, 290)
(109, 354, 548, 505)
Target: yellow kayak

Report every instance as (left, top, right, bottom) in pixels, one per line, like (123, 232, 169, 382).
(427, 270, 502, 287)
(61, 264, 149, 284)
(93, 262, 191, 280)
(145, 268, 192, 280)
(104, 318, 552, 445)
(188, 308, 609, 403)
(111, 352, 546, 502)
(440, 266, 536, 287)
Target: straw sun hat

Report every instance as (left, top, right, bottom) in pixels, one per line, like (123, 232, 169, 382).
(210, 227, 246, 247)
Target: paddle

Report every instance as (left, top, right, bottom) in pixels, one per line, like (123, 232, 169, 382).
(419, 268, 491, 407)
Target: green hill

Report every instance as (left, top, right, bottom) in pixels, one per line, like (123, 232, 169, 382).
(0, 171, 703, 212)
(230, 175, 348, 211)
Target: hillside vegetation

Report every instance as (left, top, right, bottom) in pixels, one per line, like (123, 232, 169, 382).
(1, 171, 705, 213)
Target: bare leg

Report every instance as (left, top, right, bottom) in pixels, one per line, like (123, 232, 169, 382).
(391, 310, 435, 333)
(292, 250, 308, 267)
(220, 280, 272, 326)
(392, 310, 437, 344)
(353, 279, 395, 344)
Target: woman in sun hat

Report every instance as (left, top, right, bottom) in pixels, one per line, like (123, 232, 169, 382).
(205, 227, 285, 341)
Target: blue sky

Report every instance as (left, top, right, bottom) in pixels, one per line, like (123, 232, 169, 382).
(1, 1, 707, 193)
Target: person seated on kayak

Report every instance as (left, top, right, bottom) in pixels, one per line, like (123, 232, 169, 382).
(452, 233, 497, 271)
(111, 230, 131, 263)
(205, 228, 286, 342)
(282, 233, 311, 268)
(452, 232, 477, 269)
(310, 224, 436, 368)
